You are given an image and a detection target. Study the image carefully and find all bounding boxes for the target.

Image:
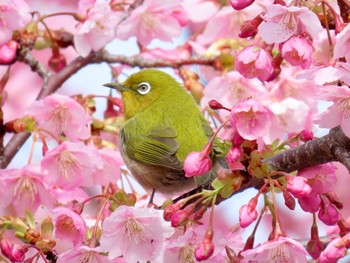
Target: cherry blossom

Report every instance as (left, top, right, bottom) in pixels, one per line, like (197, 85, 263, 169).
(286, 175, 312, 198)
(117, 0, 187, 46)
(334, 23, 350, 61)
(240, 236, 308, 262)
(229, 0, 254, 11)
(230, 98, 272, 140)
(57, 245, 120, 263)
(0, 0, 32, 45)
(314, 85, 350, 137)
(259, 4, 323, 44)
(235, 46, 273, 82)
(74, 1, 119, 57)
(40, 141, 104, 189)
(100, 205, 174, 262)
(26, 94, 91, 141)
(53, 207, 87, 247)
(281, 36, 313, 69)
(0, 164, 53, 216)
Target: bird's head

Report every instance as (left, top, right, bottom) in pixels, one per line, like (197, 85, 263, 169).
(104, 69, 181, 119)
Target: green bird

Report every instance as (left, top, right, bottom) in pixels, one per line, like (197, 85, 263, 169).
(104, 69, 215, 196)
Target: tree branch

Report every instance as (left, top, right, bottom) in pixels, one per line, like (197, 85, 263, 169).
(91, 49, 217, 68)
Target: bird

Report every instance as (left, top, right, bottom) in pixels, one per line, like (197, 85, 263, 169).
(103, 69, 215, 197)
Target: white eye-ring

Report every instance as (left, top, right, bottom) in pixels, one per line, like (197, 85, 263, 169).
(137, 82, 151, 95)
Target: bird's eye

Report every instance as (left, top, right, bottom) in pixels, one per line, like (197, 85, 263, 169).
(137, 82, 151, 95)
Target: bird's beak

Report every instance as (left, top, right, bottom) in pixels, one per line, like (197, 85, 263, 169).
(103, 82, 129, 92)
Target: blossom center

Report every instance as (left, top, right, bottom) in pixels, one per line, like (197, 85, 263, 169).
(48, 105, 69, 135)
(179, 244, 196, 263)
(14, 176, 37, 202)
(122, 218, 148, 245)
(57, 150, 81, 179)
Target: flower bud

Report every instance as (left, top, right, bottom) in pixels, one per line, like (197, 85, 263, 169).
(239, 16, 263, 38)
(286, 175, 312, 198)
(208, 100, 224, 110)
(239, 204, 258, 228)
(318, 202, 341, 226)
(163, 202, 183, 221)
(282, 190, 296, 210)
(48, 52, 67, 73)
(195, 242, 215, 261)
(0, 41, 18, 64)
(184, 150, 212, 178)
(230, 0, 254, 10)
(299, 129, 313, 141)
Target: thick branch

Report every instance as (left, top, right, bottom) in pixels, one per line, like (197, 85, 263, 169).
(266, 126, 350, 172)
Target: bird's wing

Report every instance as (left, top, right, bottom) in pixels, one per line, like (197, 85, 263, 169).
(120, 119, 183, 171)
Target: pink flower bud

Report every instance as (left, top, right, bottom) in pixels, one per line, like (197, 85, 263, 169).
(208, 99, 224, 110)
(48, 52, 67, 73)
(163, 203, 182, 221)
(239, 204, 258, 228)
(226, 146, 243, 163)
(282, 190, 296, 210)
(318, 203, 341, 226)
(0, 41, 18, 64)
(299, 129, 313, 141)
(298, 194, 321, 213)
(318, 238, 346, 263)
(230, 0, 255, 10)
(286, 175, 312, 198)
(0, 238, 28, 262)
(235, 46, 273, 82)
(239, 16, 263, 38)
(171, 210, 189, 227)
(195, 241, 215, 261)
(184, 151, 212, 177)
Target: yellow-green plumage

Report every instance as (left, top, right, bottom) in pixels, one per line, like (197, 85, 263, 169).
(105, 69, 213, 194)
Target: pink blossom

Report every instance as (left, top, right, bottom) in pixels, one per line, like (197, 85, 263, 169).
(334, 23, 350, 61)
(117, 0, 187, 46)
(239, 204, 258, 228)
(100, 205, 174, 262)
(298, 194, 321, 213)
(201, 71, 268, 119)
(230, 0, 254, 10)
(196, 5, 262, 46)
(314, 85, 350, 137)
(57, 245, 119, 263)
(94, 148, 123, 186)
(286, 175, 312, 198)
(281, 36, 313, 69)
(297, 164, 337, 194)
(235, 46, 273, 82)
(0, 0, 32, 45)
(195, 241, 215, 261)
(240, 236, 308, 262)
(26, 94, 91, 141)
(74, 1, 119, 57)
(318, 238, 347, 263)
(184, 151, 212, 177)
(53, 207, 86, 247)
(318, 203, 340, 226)
(40, 141, 104, 189)
(0, 40, 18, 63)
(259, 4, 323, 44)
(0, 164, 53, 216)
(230, 98, 272, 140)
(264, 97, 311, 144)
